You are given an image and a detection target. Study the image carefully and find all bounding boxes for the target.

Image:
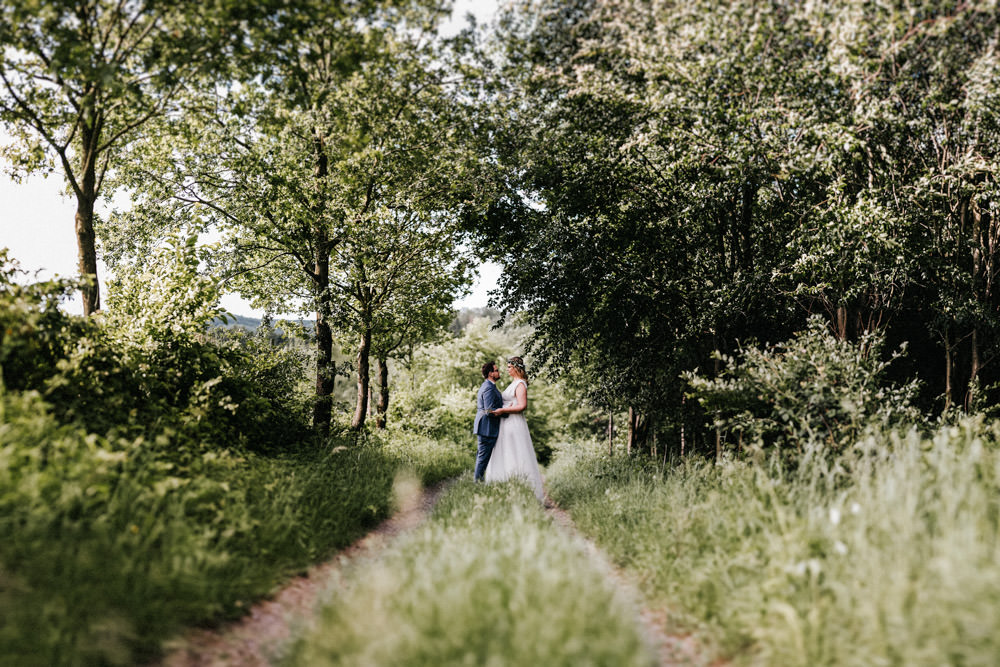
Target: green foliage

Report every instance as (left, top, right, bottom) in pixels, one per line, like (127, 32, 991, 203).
(0, 0, 278, 311)
(0, 387, 400, 665)
(0, 259, 469, 664)
(479, 0, 1000, 438)
(685, 316, 921, 457)
(547, 418, 1000, 665)
(0, 250, 90, 391)
(104, 231, 227, 346)
(285, 479, 655, 666)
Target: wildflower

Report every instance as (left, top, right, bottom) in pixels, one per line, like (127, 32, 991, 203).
(833, 540, 848, 555)
(829, 507, 841, 525)
(849, 502, 861, 515)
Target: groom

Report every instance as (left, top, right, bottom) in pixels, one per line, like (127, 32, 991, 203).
(473, 361, 503, 481)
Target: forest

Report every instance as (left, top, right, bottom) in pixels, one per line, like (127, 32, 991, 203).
(1, 0, 999, 665)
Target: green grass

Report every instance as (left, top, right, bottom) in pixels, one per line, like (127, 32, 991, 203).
(0, 392, 468, 666)
(285, 478, 656, 666)
(545, 420, 1000, 665)
(380, 429, 470, 487)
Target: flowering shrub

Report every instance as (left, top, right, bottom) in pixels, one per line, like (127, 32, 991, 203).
(684, 316, 921, 457)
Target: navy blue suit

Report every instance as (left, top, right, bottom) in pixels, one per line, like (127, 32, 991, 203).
(473, 379, 503, 481)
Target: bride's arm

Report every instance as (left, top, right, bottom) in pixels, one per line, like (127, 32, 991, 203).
(495, 384, 528, 415)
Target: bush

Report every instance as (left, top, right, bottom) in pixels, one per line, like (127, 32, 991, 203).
(684, 316, 921, 458)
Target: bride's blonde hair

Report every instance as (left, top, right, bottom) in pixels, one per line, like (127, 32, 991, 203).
(507, 356, 528, 385)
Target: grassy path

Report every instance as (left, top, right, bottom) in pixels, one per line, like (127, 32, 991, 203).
(157, 475, 709, 666)
(157, 475, 451, 667)
(543, 501, 711, 667)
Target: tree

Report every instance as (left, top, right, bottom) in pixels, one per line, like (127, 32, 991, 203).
(477, 0, 998, 457)
(353, 211, 473, 429)
(0, 0, 267, 314)
(110, 0, 487, 433)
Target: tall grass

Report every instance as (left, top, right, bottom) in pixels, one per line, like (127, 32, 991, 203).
(546, 420, 1000, 665)
(0, 392, 467, 666)
(285, 479, 656, 666)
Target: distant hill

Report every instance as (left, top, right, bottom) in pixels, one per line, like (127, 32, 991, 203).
(211, 314, 317, 331)
(213, 313, 263, 330)
(212, 307, 500, 334)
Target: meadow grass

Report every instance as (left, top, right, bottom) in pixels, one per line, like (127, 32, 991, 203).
(545, 420, 1000, 666)
(285, 478, 656, 666)
(0, 392, 469, 666)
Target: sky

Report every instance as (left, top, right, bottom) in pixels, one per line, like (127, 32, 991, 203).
(0, 0, 500, 317)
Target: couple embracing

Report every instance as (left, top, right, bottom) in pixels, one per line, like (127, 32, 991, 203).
(472, 357, 545, 501)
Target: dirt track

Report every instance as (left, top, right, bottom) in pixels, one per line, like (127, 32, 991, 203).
(157, 476, 711, 666)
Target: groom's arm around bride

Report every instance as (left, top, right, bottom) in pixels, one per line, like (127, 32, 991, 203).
(472, 361, 503, 482)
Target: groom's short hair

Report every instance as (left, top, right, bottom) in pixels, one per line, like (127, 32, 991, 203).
(481, 361, 496, 378)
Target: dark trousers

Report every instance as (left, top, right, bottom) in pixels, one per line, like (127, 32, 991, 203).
(474, 434, 497, 481)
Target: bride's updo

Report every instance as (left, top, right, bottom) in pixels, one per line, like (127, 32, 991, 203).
(507, 356, 528, 384)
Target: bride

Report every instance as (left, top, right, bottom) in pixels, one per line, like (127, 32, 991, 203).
(485, 356, 545, 501)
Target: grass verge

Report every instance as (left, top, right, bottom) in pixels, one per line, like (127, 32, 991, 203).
(545, 421, 1000, 665)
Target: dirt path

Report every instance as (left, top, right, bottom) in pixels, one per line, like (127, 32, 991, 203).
(156, 476, 451, 667)
(156, 475, 709, 667)
(543, 499, 713, 667)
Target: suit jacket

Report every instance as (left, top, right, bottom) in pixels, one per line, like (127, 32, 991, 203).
(473, 379, 503, 437)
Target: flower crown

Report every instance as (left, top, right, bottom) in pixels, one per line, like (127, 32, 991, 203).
(507, 357, 526, 373)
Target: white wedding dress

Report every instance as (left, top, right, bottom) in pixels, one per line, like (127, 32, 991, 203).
(484, 379, 545, 500)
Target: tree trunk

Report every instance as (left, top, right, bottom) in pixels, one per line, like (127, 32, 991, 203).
(944, 328, 953, 412)
(608, 411, 614, 456)
(679, 395, 686, 458)
(834, 303, 848, 341)
(76, 126, 100, 315)
(313, 297, 334, 434)
(311, 132, 334, 435)
(967, 326, 980, 411)
(375, 357, 389, 429)
(351, 327, 372, 429)
(626, 407, 648, 455)
(627, 406, 635, 455)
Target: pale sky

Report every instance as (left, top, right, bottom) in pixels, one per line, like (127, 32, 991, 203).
(0, 0, 500, 317)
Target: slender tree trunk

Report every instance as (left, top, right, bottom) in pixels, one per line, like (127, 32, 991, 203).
(627, 407, 648, 455)
(834, 303, 848, 341)
(608, 411, 614, 456)
(311, 132, 334, 435)
(376, 357, 389, 429)
(944, 329, 953, 412)
(76, 126, 100, 315)
(713, 352, 722, 461)
(351, 327, 372, 429)
(313, 280, 334, 434)
(627, 406, 635, 455)
(679, 395, 686, 458)
(967, 327, 980, 411)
